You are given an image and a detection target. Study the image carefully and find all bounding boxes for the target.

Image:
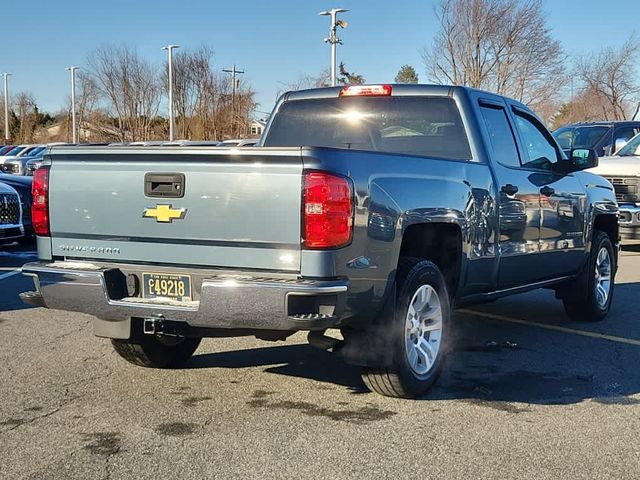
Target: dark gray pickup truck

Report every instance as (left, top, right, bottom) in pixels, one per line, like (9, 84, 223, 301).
(21, 84, 619, 398)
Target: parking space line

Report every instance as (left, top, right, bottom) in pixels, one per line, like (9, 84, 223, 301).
(0, 270, 21, 281)
(459, 309, 640, 347)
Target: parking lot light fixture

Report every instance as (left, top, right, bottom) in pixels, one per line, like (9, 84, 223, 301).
(2, 72, 12, 144)
(161, 44, 180, 141)
(65, 67, 79, 144)
(318, 8, 349, 87)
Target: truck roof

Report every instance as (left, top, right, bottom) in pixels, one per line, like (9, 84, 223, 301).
(282, 83, 526, 108)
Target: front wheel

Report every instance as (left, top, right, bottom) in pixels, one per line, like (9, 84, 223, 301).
(362, 258, 450, 398)
(563, 231, 615, 322)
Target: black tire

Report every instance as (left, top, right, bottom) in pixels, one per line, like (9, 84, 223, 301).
(563, 231, 615, 322)
(362, 258, 450, 399)
(111, 335, 201, 368)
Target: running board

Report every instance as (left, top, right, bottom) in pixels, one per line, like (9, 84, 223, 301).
(456, 275, 575, 307)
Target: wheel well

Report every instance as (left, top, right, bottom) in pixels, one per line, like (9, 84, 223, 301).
(399, 223, 462, 296)
(593, 214, 618, 246)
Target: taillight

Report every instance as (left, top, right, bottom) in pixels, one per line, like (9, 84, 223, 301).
(339, 84, 392, 97)
(32, 165, 50, 236)
(303, 172, 353, 249)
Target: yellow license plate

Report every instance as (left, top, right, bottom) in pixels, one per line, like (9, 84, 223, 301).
(142, 273, 192, 302)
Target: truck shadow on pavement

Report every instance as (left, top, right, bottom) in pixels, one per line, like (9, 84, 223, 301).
(188, 344, 369, 393)
(188, 282, 640, 405)
(431, 280, 640, 405)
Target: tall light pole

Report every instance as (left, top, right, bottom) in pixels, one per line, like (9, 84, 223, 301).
(161, 44, 180, 141)
(318, 8, 348, 87)
(2, 72, 11, 144)
(66, 66, 79, 144)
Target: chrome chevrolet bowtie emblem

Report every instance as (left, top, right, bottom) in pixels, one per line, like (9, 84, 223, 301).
(143, 205, 187, 223)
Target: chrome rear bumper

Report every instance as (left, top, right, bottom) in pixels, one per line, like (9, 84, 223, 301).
(21, 261, 349, 339)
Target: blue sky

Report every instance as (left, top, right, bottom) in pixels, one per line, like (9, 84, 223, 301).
(3, 0, 638, 116)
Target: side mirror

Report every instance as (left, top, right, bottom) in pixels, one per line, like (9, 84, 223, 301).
(568, 148, 598, 171)
(614, 137, 628, 153)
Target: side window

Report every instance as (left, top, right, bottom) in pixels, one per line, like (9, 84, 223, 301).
(513, 113, 559, 170)
(479, 105, 521, 168)
(615, 127, 638, 143)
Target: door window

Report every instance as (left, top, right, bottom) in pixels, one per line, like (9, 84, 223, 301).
(479, 106, 521, 168)
(614, 127, 637, 142)
(513, 113, 560, 170)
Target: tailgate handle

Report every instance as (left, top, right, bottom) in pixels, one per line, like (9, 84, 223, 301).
(144, 173, 185, 198)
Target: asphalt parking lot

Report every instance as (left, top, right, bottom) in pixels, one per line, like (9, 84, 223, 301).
(1, 245, 639, 479)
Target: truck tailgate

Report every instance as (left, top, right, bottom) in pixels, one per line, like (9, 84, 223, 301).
(47, 147, 303, 272)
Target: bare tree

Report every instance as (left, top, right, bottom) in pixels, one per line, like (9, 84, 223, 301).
(162, 46, 218, 140)
(280, 69, 332, 93)
(87, 45, 162, 141)
(576, 36, 640, 121)
(55, 73, 102, 143)
(423, 0, 566, 119)
(75, 73, 100, 141)
(210, 74, 256, 139)
(14, 92, 38, 143)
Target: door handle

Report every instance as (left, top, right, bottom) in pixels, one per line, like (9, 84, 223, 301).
(501, 184, 519, 196)
(144, 173, 185, 198)
(540, 186, 555, 197)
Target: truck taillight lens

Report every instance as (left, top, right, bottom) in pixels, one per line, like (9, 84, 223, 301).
(303, 172, 353, 249)
(32, 165, 50, 236)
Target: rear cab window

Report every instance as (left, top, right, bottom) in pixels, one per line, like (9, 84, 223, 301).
(479, 105, 521, 168)
(263, 96, 472, 161)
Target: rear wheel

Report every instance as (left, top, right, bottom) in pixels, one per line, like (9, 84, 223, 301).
(563, 231, 615, 322)
(111, 334, 201, 368)
(362, 258, 450, 398)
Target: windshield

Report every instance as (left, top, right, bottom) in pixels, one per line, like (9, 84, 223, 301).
(553, 126, 609, 150)
(264, 96, 471, 160)
(20, 146, 40, 156)
(617, 133, 640, 157)
(4, 146, 24, 156)
(27, 146, 46, 157)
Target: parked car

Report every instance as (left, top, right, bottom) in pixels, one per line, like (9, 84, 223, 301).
(553, 121, 640, 158)
(588, 131, 640, 242)
(20, 84, 617, 398)
(0, 181, 24, 245)
(1, 146, 46, 175)
(0, 173, 33, 239)
(171, 140, 221, 147)
(0, 145, 16, 155)
(0, 144, 44, 168)
(25, 157, 44, 176)
(0, 145, 28, 162)
(128, 141, 166, 146)
(217, 138, 259, 147)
